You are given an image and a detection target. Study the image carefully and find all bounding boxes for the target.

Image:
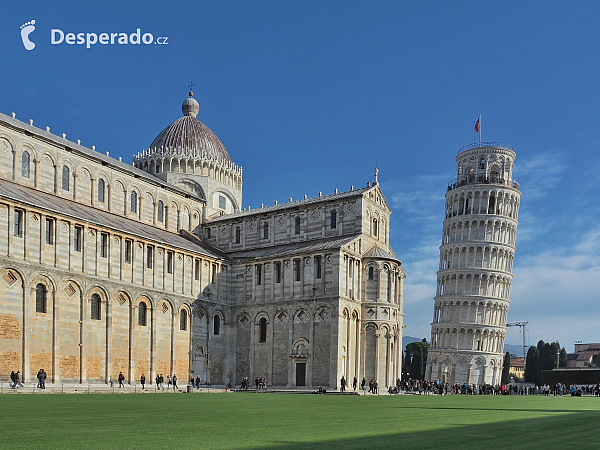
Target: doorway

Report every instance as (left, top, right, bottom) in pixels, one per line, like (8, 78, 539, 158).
(296, 363, 306, 386)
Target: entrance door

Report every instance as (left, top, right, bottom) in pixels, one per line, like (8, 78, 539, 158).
(296, 363, 306, 386)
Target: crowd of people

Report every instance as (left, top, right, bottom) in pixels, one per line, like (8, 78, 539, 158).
(8, 368, 600, 397)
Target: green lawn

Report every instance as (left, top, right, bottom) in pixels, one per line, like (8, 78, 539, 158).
(2, 393, 599, 449)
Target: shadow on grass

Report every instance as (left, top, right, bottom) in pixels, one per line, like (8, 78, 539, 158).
(253, 409, 600, 450)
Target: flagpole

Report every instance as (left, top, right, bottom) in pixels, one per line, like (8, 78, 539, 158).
(479, 114, 482, 146)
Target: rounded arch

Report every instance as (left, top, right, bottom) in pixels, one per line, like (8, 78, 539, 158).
(85, 285, 109, 302)
(134, 294, 151, 308)
(29, 272, 57, 293)
(212, 309, 224, 336)
(156, 297, 174, 313)
(364, 322, 378, 332)
(254, 309, 270, 323)
(292, 338, 310, 356)
(20, 142, 38, 160)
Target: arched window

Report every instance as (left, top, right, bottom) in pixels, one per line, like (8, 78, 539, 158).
(138, 302, 147, 326)
(157, 200, 164, 222)
(263, 221, 269, 239)
(130, 191, 138, 214)
(213, 314, 221, 336)
(235, 226, 241, 244)
(294, 216, 301, 235)
(372, 218, 378, 237)
(21, 151, 30, 178)
(488, 196, 496, 214)
(368, 267, 374, 280)
(35, 283, 47, 313)
(180, 309, 188, 331)
(62, 166, 70, 191)
(91, 293, 101, 320)
(331, 210, 337, 229)
(259, 317, 267, 343)
(98, 179, 105, 203)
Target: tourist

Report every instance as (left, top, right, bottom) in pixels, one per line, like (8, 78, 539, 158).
(118, 372, 125, 388)
(172, 374, 178, 389)
(140, 374, 146, 389)
(14, 371, 23, 388)
(361, 377, 366, 392)
(340, 376, 346, 393)
(159, 374, 164, 390)
(353, 376, 358, 391)
(40, 369, 46, 389)
(10, 371, 16, 389)
(166, 375, 172, 388)
(195, 375, 201, 388)
(155, 374, 160, 389)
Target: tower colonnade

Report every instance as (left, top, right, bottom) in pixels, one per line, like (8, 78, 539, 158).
(426, 143, 521, 386)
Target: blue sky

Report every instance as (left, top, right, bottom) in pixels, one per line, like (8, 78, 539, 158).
(2, 1, 599, 352)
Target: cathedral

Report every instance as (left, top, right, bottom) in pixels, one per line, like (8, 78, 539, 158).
(0, 92, 405, 389)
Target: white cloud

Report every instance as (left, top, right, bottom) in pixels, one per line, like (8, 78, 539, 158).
(516, 152, 565, 200)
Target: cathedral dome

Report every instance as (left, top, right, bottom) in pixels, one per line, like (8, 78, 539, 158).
(147, 92, 232, 163)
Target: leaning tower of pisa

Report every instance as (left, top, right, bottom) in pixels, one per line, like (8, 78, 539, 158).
(425, 142, 521, 386)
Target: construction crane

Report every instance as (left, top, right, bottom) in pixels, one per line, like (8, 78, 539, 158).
(506, 322, 528, 361)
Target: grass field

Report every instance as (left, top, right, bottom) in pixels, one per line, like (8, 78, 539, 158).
(2, 393, 599, 449)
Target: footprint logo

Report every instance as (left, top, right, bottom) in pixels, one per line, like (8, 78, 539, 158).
(20, 20, 36, 50)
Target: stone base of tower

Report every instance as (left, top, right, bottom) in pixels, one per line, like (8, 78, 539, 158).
(426, 351, 503, 386)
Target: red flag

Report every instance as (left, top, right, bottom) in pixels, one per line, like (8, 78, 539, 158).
(474, 117, 480, 133)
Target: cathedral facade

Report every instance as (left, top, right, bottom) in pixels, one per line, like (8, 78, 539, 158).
(0, 93, 404, 389)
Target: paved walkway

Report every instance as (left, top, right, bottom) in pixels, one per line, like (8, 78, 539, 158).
(0, 382, 225, 394)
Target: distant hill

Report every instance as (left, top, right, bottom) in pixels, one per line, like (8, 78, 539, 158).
(503, 343, 527, 358)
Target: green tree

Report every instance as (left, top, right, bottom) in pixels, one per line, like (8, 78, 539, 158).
(524, 346, 540, 384)
(501, 352, 511, 385)
(405, 340, 430, 381)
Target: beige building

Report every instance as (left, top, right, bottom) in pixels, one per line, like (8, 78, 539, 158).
(0, 92, 405, 389)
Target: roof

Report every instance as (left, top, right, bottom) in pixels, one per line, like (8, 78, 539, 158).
(510, 358, 525, 368)
(227, 234, 360, 262)
(146, 95, 231, 163)
(208, 185, 375, 222)
(576, 350, 600, 362)
(0, 113, 203, 202)
(364, 244, 399, 261)
(0, 179, 221, 259)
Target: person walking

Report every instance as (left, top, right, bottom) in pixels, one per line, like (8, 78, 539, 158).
(353, 376, 358, 391)
(40, 369, 46, 389)
(10, 371, 16, 389)
(155, 374, 160, 389)
(340, 376, 346, 393)
(172, 374, 178, 389)
(14, 371, 23, 388)
(118, 372, 125, 388)
(140, 374, 146, 389)
(166, 375, 172, 388)
(159, 374, 164, 390)
(361, 377, 366, 392)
